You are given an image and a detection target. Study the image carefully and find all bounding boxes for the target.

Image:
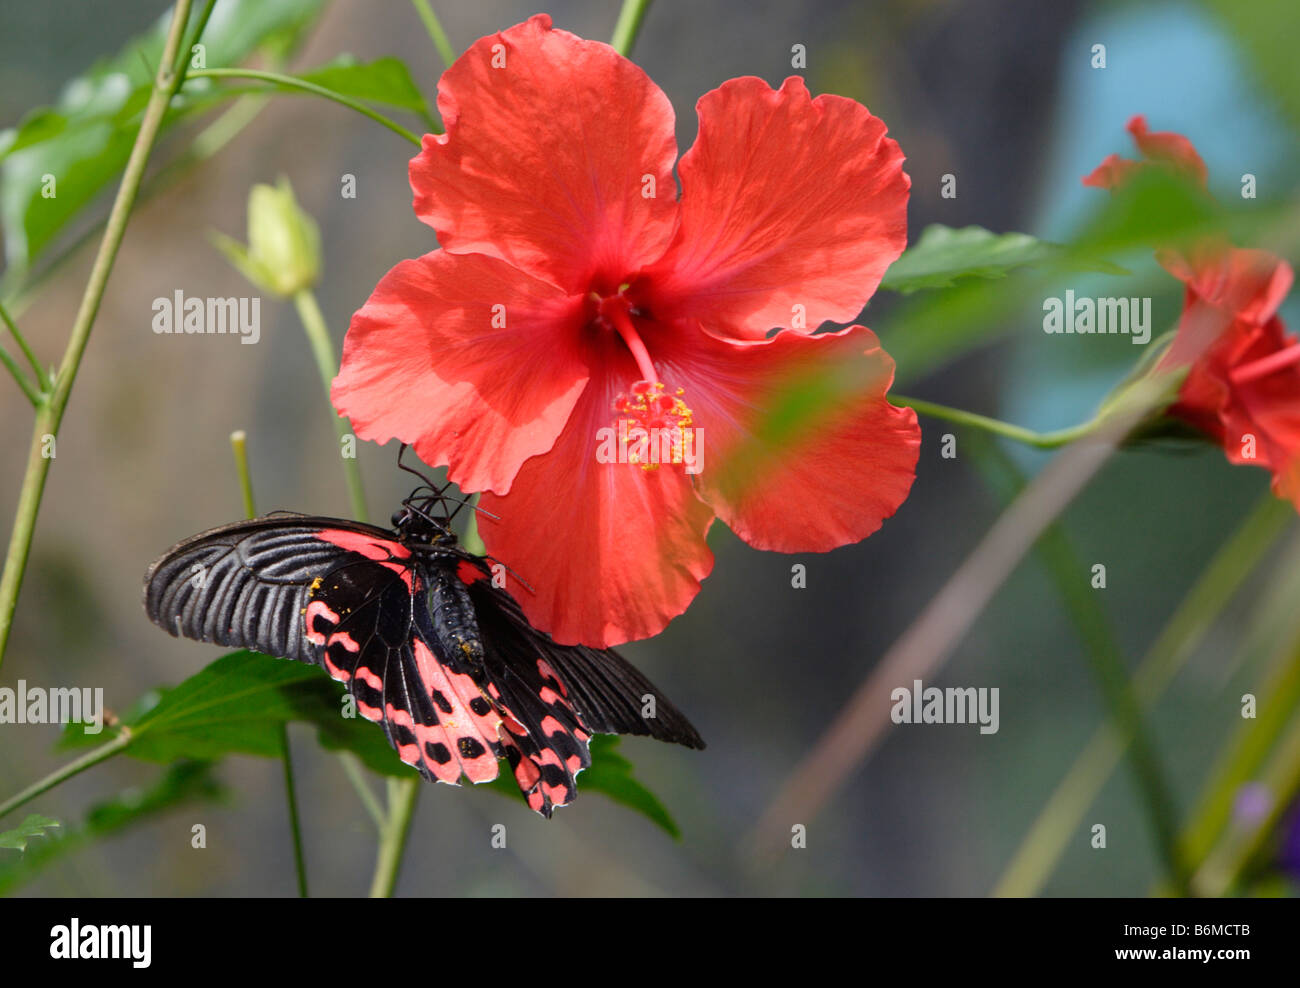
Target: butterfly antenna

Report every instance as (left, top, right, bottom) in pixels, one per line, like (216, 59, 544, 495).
(395, 443, 502, 537)
(396, 443, 444, 493)
(441, 492, 501, 525)
(481, 554, 535, 594)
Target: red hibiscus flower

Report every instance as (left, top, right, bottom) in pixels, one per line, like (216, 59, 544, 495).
(1083, 118, 1299, 510)
(332, 15, 919, 646)
(1157, 246, 1299, 509)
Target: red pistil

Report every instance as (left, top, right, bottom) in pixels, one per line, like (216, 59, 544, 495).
(1230, 341, 1300, 386)
(595, 293, 694, 469)
(598, 293, 659, 384)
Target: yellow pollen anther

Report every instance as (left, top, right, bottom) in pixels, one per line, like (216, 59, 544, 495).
(613, 381, 695, 470)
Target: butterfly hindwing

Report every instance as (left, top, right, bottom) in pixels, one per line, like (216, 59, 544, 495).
(463, 569, 705, 750)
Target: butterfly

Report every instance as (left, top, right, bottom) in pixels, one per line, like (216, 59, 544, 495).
(142, 469, 704, 817)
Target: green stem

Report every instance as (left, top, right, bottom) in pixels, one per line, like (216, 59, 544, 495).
(462, 496, 486, 556)
(894, 394, 1102, 450)
(994, 495, 1293, 896)
(1179, 582, 1300, 893)
(229, 427, 308, 897)
(971, 435, 1190, 894)
(231, 433, 311, 898)
(611, 0, 654, 56)
(369, 777, 419, 897)
(0, 301, 47, 390)
(0, 346, 39, 407)
(409, 0, 457, 68)
(241, 422, 382, 841)
(176, 0, 218, 76)
(0, 0, 195, 673)
(293, 289, 368, 523)
(1191, 698, 1300, 897)
(0, 730, 133, 823)
(297, 274, 397, 891)
(280, 725, 310, 898)
(186, 68, 424, 146)
(229, 430, 257, 519)
(339, 754, 386, 831)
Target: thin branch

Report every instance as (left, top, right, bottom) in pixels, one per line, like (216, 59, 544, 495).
(369, 777, 419, 897)
(895, 394, 1102, 449)
(0, 301, 47, 390)
(0, 347, 39, 407)
(0, 0, 196, 672)
(186, 68, 424, 145)
(409, 0, 457, 69)
(339, 754, 386, 832)
(611, 0, 655, 56)
(229, 430, 257, 520)
(293, 290, 368, 522)
(0, 731, 133, 823)
(280, 725, 309, 898)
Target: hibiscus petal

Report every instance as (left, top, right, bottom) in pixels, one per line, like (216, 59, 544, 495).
(410, 14, 679, 295)
(1082, 152, 1140, 190)
(1157, 247, 1295, 432)
(1126, 115, 1208, 186)
(672, 323, 920, 551)
(1081, 116, 1208, 190)
(1225, 317, 1300, 486)
(331, 250, 589, 495)
(643, 76, 909, 341)
(1158, 246, 1294, 328)
(478, 334, 716, 647)
(1275, 456, 1300, 511)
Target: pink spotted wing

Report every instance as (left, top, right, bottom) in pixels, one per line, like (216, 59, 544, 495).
(143, 513, 703, 817)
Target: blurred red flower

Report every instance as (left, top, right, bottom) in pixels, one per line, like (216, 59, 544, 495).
(1157, 246, 1299, 509)
(332, 15, 920, 645)
(1083, 118, 1298, 511)
(1081, 114, 1208, 190)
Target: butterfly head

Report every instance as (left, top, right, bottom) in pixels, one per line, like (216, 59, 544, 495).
(391, 498, 459, 547)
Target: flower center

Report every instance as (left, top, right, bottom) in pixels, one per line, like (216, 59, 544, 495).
(1230, 341, 1300, 386)
(592, 291, 695, 470)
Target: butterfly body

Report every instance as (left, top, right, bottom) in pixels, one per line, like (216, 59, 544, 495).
(144, 499, 703, 817)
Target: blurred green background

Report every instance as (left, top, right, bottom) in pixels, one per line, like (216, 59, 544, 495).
(1, 0, 1298, 896)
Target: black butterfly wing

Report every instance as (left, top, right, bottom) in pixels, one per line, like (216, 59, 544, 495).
(145, 513, 706, 819)
(143, 515, 509, 788)
(142, 513, 377, 666)
(463, 566, 706, 750)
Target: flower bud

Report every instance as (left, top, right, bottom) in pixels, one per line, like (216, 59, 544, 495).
(211, 177, 321, 297)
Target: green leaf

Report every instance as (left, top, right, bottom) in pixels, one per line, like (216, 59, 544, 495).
(0, 0, 328, 274)
(83, 760, 226, 830)
(881, 168, 1240, 386)
(479, 736, 682, 837)
(112, 650, 413, 778)
(297, 56, 432, 119)
(0, 814, 61, 852)
(1068, 166, 1224, 260)
(0, 763, 224, 893)
(581, 736, 681, 838)
(879, 224, 1124, 295)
